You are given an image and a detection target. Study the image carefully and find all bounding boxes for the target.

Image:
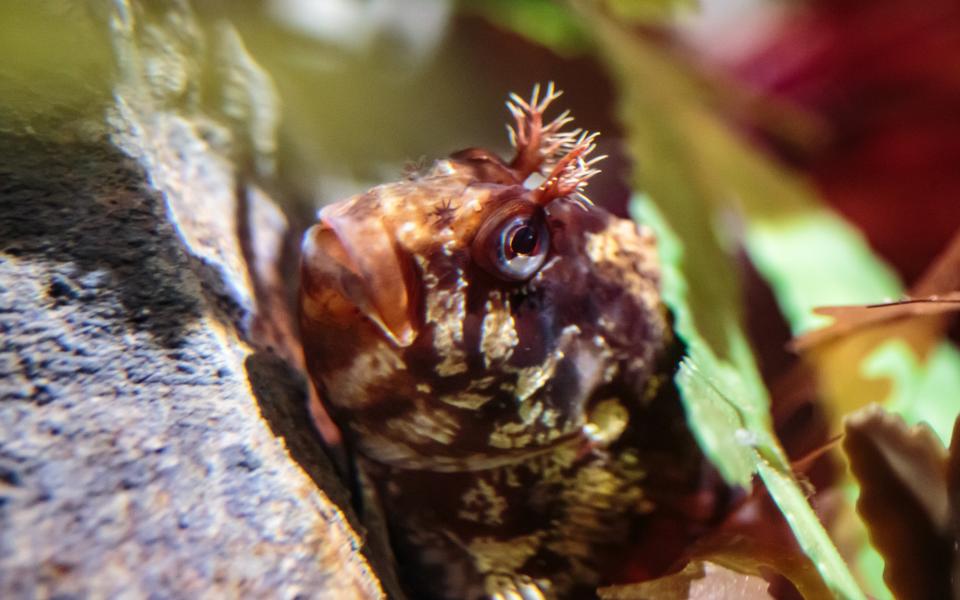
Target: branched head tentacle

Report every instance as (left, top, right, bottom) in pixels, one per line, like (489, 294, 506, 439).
(506, 83, 605, 205)
(507, 82, 583, 179)
(532, 130, 606, 207)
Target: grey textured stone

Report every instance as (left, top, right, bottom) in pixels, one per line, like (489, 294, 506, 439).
(0, 1, 392, 598)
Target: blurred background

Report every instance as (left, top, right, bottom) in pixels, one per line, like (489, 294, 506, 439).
(230, 0, 960, 287)
(4, 0, 958, 283)
(215, 0, 960, 404)
(4, 1, 959, 597)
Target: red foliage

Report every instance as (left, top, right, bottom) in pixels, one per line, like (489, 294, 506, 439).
(724, 0, 960, 284)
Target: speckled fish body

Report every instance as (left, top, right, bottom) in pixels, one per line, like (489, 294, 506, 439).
(299, 85, 714, 599)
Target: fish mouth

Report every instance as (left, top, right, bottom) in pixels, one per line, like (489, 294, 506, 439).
(300, 204, 418, 347)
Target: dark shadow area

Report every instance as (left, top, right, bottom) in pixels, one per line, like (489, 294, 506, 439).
(244, 349, 406, 599)
(243, 350, 346, 506)
(0, 133, 203, 349)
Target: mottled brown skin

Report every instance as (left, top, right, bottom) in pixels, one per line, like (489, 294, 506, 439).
(300, 86, 719, 599)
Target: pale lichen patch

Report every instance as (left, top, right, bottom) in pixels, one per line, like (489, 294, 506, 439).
(468, 532, 544, 575)
(511, 325, 580, 403)
(424, 269, 469, 377)
(459, 478, 508, 526)
(584, 221, 660, 309)
(386, 405, 460, 446)
(583, 398, 628, 447)
(489, 421, 533, 450)
(440, 392, 493, 410)
(479, 291, 518, 369)
(325, 338, 406, 408)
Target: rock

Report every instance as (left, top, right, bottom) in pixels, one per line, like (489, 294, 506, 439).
(0, 1, 392, 597)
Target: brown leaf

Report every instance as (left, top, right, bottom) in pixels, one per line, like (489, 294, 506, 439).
(681, 486, 835, 600)
(790, 293, 960, 352)
(911, 227, 960, 299)
(842, 405, 952, 600)
(597, 561, 773, 600)
(947, 415, 960, 599)
(791, 227, 960, 353)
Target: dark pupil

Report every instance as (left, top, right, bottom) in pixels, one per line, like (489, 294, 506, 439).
(510, 224, 538, 255)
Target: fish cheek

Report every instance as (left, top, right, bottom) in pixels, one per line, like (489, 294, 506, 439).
(541, 353, 587, 429)
(507, 306, 554, 369)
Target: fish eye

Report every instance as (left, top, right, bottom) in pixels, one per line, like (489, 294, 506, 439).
(472, 200, 550, 281)
(508, 223, 538, 255)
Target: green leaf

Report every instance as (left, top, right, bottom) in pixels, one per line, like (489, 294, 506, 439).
(456, 0, 592, 56)
(744, 206, 960, 449)
(578, 5, 866, 597)
(744, 211, 901, 334)
(638, 199, 865, 600)
(754, 458, 868, 600)
(604, 0, 698, 23)
(457, 0, 696, 57)
(637, 199, 772, 486)
(864, 340, 960, 445)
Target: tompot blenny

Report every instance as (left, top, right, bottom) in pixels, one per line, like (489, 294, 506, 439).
(300, 84, 725, 600)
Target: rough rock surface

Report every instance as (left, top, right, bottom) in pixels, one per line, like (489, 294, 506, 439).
(0, 2, 390, 597)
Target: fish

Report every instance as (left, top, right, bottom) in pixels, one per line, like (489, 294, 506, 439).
(299, 84, 721, 600)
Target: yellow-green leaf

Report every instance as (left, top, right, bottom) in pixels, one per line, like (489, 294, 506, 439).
(579, 4, 866, 597)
